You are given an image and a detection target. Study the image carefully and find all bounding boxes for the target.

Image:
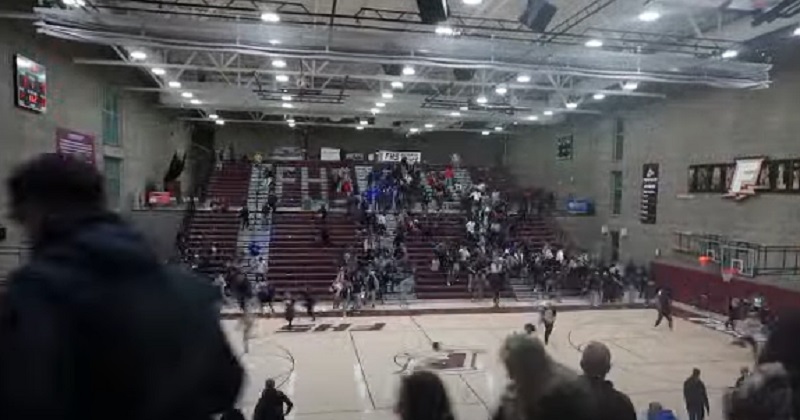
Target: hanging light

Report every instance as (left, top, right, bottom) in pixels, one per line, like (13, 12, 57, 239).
(276, 74, 289, 83)
(516, 74, 531, 83)
(476, 95, 488, 104)
(402, 66, 416, 76)
(382, 92, 394, 99)
(261, 12, 280, 22)
(593, 93, 606, 100)
(391, 81, 404, 89)
(272, 59, 287, 68)
(622, 81, 639, 91)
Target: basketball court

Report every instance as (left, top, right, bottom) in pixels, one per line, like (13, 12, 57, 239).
(223, 308, 751, 420)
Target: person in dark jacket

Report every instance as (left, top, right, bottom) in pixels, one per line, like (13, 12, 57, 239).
(655, 288, 674, 330)
(684, 368, 710, 420)
(579, 341, 637, 420)
(395, 371, 455, 420)
(0, 154, 243, 420)
(253, 379, 294, 420)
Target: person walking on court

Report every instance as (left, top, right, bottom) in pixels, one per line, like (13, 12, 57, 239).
(655, 288, 674, 330)
(301, 285, 316, 321)
(0, 154, 243, 420)
(683, 368, 710, 420)
(540, 302, 557, 345)
(284, 293, 296, 329)
(579, 341, 637, 420)
(253, 379, 294, 420)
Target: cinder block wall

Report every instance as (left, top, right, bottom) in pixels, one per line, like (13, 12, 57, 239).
(507, 56, 800, 268)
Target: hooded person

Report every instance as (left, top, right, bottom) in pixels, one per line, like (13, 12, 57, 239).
(493, 334, 595, 420)
(579, 341, 636, 420)
(0, 154, 243, 420)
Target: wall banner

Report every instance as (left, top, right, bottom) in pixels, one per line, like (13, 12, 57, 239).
(56, 128, 96, 167)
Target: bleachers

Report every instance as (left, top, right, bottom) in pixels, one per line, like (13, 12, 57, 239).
(183, 158, 566, 300)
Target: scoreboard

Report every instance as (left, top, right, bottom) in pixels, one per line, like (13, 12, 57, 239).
(15, 55, 47, 113)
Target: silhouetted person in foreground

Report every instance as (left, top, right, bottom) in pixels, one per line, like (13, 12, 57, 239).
(253, 379, 294, 420)
(493, 334, 595, 420)
(684, 368, 710, 420)
(395, 371, 455, 420)
(579, 341, 636, 420)
(0, 154, 243, 420)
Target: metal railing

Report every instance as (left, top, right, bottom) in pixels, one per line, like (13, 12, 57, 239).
(672, 231, 800, 277)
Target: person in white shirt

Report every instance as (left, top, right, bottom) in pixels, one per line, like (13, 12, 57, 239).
(459, 246, 470, 263)
(556, 249, 564, 264)
(465, 220, 476, 235)
(255, 257, 268, 282)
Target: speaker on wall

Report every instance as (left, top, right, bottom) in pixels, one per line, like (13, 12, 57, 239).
(519, 0, 557, 33)
(416, 0, 449, 24)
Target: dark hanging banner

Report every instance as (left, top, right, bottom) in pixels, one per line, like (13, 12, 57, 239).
(641, 163, 659, 224)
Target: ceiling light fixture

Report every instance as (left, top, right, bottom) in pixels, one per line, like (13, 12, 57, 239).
(425, 123, 434, 129)
(356, 126, 365, 130)
(370, 108, 381, 114)
(276, 74, 289, 83)
(168, 81, 182, 89)
(268, 39, 281, 45)
(376, 102, 386, 108)
(585, 39, 604, 48)
(215, 119, 225, 126)
(482, 130, 490, 135)
(565, 102, 579, 109)
(593, 93, 606, 100)
(209, 114, 219, 120)
(281, 95, 292, 101)
(190, 99, 201, 105)
(516, 74, 531, 83)
(409, 127, 420, 133)
(261, 12, 280, 22)
(460, 106, 469, 111)
(391, 81, 404, 89)
(64, 0, 86, 6)
(359, 120, 369, 126)
(286, 118, 295, 124)
(289, 123, 296, 128)
(463, 0, 483, 5)
(543, 110, 554, 116)
(130, 50, 147, 60)
(494, 126, 503, 132)
(794, 27, 800, 36)
(272, 59, 287, 68)
(622, 81, 639, 91)
(181, 92, 193, 98)
(282, 103, 293, 109)
(402, 66, 416, 76)
(450, 111, 461, 117)
(527, 115, 539, 121)
(638, 11, 661, 22)
(476, 95, 488, 104)
(495, 85, 508, 95)
(382, 92, 394, 99)
(721, 49, 739, 59)
(435, 26, 455, 36)
(151, 67, 166, 76)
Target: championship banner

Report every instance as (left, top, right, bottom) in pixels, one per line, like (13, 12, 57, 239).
(56, 128, 96, 167)
(640, 163, 659, 224)
(320, 147, 341, 161)
(376, 150, 422, 164)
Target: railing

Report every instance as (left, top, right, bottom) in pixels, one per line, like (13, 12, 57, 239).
(672, 231, 800, 277)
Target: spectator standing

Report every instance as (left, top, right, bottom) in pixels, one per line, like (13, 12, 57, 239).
(240, 204, 250, 230)
(253, 379, 294, 420)
(0, 154, 243, 420)
(540, 303, 557, 345)
(579, 342, 636, 420)
(683, 368, 710, 420)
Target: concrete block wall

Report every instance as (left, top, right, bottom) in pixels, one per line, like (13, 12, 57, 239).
(214, 124, 507, 166)
(507, 64, 800, 266)
(0, 21, 190, 246)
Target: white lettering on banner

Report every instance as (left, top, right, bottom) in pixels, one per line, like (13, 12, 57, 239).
(729, 158, 764, 194)
(301, 167, 328, 203)
(377, 150, 422, 164)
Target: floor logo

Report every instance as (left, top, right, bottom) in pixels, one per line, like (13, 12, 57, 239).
(394, 349, 483, 374)
(275, 322, 386, 333)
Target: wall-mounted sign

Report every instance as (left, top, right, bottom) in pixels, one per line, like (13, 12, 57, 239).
(641, 163, 659, 224)
(376, 150, 422, 164)
(320, 147, 341, 161)
(14, 55, 47, 113)
(689, 157, 800, 196)
(56, 128, 96, 167)
(556, 134, 573, 160)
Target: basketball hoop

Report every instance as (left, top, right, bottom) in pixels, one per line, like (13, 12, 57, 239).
(722, 267, 739, 283)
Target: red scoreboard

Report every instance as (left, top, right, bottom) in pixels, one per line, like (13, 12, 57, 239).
(15, 55, 47, 113)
